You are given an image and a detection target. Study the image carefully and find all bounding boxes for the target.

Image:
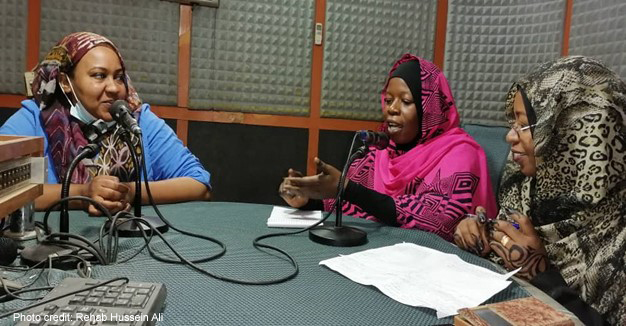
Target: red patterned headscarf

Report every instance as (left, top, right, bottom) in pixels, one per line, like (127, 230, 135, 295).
(32, 32, 141, 183)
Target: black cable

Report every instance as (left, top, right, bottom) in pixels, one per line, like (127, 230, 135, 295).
(1, 259, 48, 274)
(59, 144, 100, 238)
(0, 276, 46, 302)
(42, 196, 113, 235)
(136, 136, 352, 284)
(44, 232, 107, 265)
(21, 264, 48, 289)
(137, 137, 226, 264)
(137, 138, 301, 282)
(104, 215, 153, 265)
(82, 129, 341, 284)
(35, 196, 113, 267)
(63, 255, 92, 278)
(0, 277, 129, 319)
(0, 286, 54, 303)
(131, 218, 299, 285)
(0, 256, 56, 302)
(105, 210, 124, 264)
(34, 221, 51, 235)
(119, 130, 142, 218)
(40, 238, 106, 266)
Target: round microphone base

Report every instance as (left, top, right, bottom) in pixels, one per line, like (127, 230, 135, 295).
(104, 215, 169, 238)
(309, 222, 367, 247)
(1, 229, 37, 241)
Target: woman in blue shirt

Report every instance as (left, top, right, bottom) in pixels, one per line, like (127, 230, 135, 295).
(0, 32, 211, 215)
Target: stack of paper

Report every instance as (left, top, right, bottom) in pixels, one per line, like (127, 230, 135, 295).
(267, 206, 323, 228)
(320, 242, 519, 318)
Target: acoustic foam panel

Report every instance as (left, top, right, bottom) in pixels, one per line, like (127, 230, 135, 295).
(321, 0, 437, 121)
(445, 0, 564, 126)
(39, 0, 179, 106)
(189, 1, 314, 116)
(0, 0, 27, 94)
(569, 0, 626, 79)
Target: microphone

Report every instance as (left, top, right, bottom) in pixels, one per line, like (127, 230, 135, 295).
(110, 100, 141, 135)
(357, 130, 389, 150)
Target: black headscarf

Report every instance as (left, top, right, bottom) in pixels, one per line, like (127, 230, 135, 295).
(389, 60, 422, 150)
(517, 85, 537, 136)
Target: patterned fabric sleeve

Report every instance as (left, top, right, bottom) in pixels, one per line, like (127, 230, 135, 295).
(324, 149, 482, 242)
(391, 187, 472, 242)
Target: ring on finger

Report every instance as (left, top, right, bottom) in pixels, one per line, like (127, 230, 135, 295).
(501, 235, 511, 247)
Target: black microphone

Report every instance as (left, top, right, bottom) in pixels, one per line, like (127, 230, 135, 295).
(357, 130, 389, 150)
(110, 100, 141, 135)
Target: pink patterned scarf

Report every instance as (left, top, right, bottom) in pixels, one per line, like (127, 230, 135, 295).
(374, 54, 495, 217)
(325, 54, 496, 240)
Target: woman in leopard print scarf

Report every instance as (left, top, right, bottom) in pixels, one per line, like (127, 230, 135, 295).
(497, 56, 626, 325)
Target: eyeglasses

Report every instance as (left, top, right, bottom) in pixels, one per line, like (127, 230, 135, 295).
(507, 120, 536, 137)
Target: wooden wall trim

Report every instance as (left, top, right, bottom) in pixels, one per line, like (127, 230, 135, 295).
(26, 0, 41, 71)
(433, 0, 449, 70)
(0, 102, 380, 132)
(176, 119, 188, 144)
(307, 0, 327, 175)
(562, 0, 573, 56)
(150, 106, 380, 131)
(177, 5, 192, 108)
(176, 4, 193, 145)
(319, 119, 380, 132)
(0, 95, 26, 108)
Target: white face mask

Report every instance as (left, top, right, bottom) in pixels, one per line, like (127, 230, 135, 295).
(63, 77, 97, 124)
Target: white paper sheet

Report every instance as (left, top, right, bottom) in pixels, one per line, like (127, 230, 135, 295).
(320, 242, 518, 318)
(267, 206, 323, 228)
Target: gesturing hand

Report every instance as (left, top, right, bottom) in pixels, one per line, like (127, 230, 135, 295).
(282, 158, 343, 200)
(84, 175, 131, 216)
(278, 169, 309, 208)
(489, 211, 549, 280)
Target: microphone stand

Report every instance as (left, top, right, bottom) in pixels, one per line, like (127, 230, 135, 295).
(309, 144, 368, 247)
(20, 143, 101, 268)
(106, 129, 168, 237)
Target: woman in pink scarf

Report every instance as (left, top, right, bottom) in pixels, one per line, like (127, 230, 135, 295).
(280, 54, 496, 242)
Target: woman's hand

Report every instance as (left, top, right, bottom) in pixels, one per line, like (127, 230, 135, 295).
(454, 206, 491, 256)
(282, 158, 343, 200)
(83, 175, 132, 216)
(489, 211, 549, 280)
(279, 169, 309, 208)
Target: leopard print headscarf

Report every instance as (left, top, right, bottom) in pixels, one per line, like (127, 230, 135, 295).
(498, 56, 626, 325)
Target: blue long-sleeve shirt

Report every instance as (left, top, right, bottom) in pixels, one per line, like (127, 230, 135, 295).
(0, 100, 211, 188)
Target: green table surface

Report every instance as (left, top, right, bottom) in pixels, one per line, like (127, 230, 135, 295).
(1, 201, 528, 325)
